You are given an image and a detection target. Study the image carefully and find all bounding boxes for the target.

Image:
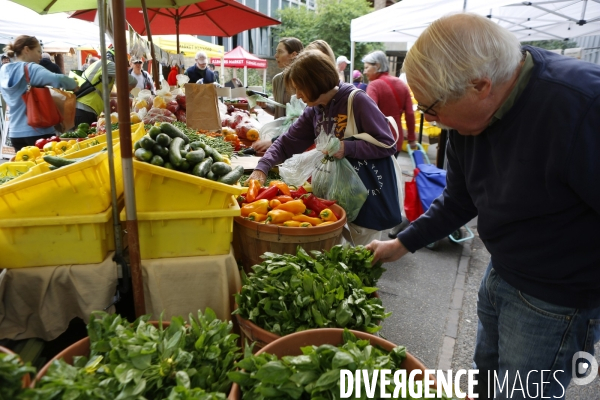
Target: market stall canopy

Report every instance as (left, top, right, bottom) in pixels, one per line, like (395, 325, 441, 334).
(1, 0, 108, 46)
(42, 41, 76, 54)
(210, 46, 267, 68)
(8, 0, 199, 14)
(351, 0, 600, 43)
(147, 35, 224, 58)
(70, 0, 281, 38)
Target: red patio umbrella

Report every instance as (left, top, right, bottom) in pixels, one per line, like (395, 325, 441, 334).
(71, 0, 281, 53)
(210, 45, 267, 88)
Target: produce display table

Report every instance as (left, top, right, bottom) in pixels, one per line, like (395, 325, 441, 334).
(0, 252, 118, 341)
(142, 245, 240, 322)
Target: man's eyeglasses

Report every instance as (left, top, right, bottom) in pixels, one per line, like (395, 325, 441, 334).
(416, 99, 439, 117)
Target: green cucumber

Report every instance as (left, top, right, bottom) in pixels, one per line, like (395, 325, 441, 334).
(205, 170, 217, 181)
(155, 133, 171, 147)
(192, 157, 212, 178)
(148, 126, 162, 140)
(186, 149, 205, 165)
(177, 159, 191, 172)
(160, 122, 189, 144)
(43, 155, 78, 168)
(168, 137, 185, 167)
(164, 162, 175, 170)
(139, 136, 156, 151)
(189, 141, 206, 151)
(150, 155, 164, 167)
(204, 145, 224, 163)
(152, 144, 169, 158)
(134, 148, 153, 162)
(218, 165, 244, 185)
(211, 162, 232, 177)
(134, 140, 142, 150)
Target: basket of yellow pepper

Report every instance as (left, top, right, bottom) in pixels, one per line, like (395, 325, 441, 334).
(232, 179, 346, 274)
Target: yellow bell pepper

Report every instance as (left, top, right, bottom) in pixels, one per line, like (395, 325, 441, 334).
(274, 199, 306, 215)
(25, 146, 41, 157)
(247, 212, 268, 222)
(265, 209, 294, 224)
(54, 142, 69, 154)
(299, 222, 312, 227)
(292, 214, 323, 226)
(240, 199, 269, 217)
(42, 141, 56, 153)
(319, 208, 338, 222)
(269, 199, 281, 209)
(282, 220, 302, 227)
(15, 148, 34, 161)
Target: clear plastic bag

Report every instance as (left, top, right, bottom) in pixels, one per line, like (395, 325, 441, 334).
(279, 130, 330, 187)
(276, 95, 306, 137)
(312, 134, 368, 223)
(259, 117, 285, 141)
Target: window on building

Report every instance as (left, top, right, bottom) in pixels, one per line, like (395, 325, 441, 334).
(270, 0, 279, 17)
(282, 0, 289, 9)
(259, 0, 268, 15)
(246, 0, 256, 9)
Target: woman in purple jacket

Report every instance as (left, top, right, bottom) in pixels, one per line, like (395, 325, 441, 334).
(248, 50, 402, 245)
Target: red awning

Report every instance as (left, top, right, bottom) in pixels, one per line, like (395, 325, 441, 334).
(210, 46, 267, 69)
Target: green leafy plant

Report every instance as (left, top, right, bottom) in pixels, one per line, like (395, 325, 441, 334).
(0, 352, 35, 400)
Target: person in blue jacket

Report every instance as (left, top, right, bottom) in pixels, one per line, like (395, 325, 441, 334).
(0, 35, 77, 151)
(185, 51, 215, 84)
(367, 13, 600, 399)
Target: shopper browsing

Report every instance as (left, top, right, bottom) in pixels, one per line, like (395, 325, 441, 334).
(366, 13, 600, 399)
(185, 51, 215, 84)
(129, 57, 155, 94)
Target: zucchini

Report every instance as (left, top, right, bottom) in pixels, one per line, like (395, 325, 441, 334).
(189, 141, 206, 151)
(164, 162, 175, 170)
(204, 145, 224, 163)
(155, 133, 171, 147)
(148, 126, 162, 140)
(160, 122, 190, 144)
(134, 148, 153, 162)
(211, 162, 232, 177)
(192, 157, 212, 178)
(205, 170, 217, 181)
(152, 144, 169, 158)
(134, 140, 142, 150)
(139, 136, 156, 151)
(177, 159, 191, 172)
(150, 155, 164, 167)
(168, 137, 185, 167)
(43, 155, 78, 168)
(218, 165, 244, 185)
(186, 149, 205, 165)
(180, 149, 188, 158)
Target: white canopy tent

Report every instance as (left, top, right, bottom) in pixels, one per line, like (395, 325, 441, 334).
(0, 0, 108, 48)
(350, 0, 600, 70)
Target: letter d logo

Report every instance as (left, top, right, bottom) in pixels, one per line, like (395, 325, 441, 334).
(572, 351, 598, 386)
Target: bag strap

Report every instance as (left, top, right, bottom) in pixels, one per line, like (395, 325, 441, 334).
(23, 63, 30, 85)
(379, 74, 404, 110)
(345, 89, 399, 149)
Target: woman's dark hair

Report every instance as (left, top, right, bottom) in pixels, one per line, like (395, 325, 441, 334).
(283, 50, 338, 102)
(278, 37, 304, 56)
(3, 35, 40, 58)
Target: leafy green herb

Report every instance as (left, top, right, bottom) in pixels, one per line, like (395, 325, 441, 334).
(171, 122, 234, 158)
(239, 170, 282, 186)
(233, 246, 390, 336)
(229, 328, 449, 399)
(26, 308, 240, 399)
(0, 352, 35, 399)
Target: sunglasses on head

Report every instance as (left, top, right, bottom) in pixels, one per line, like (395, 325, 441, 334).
(133, 60, 143, 64)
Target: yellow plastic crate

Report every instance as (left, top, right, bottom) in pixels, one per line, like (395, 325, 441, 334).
(133, 160, 244, 212)
(0, 124, 145, 219)
(0, 206, 115, 268)
(62, 135, 110, 156)
(121, 195, 240, 259)
(0, 162, 35, 185)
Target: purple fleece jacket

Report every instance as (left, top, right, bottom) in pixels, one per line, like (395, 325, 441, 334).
(256, 83, 396, 174)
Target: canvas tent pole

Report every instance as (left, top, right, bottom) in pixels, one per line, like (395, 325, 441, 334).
(221, 55, 224, 85)
(112, 0, 146, 317)
(244, 65, 248, 87)
(262, 68, 266, 92)
(140, 0, 160, 87)
(350, 41, 355, 80)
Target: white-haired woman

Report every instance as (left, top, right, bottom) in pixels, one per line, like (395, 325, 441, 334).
(363, 50, 415, 151)
(185, 50, 214, 84)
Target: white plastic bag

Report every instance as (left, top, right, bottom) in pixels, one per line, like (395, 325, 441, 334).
(259, 117, 285, 141)
(176, 74, 190, 88)
(278, 130, 330, 187)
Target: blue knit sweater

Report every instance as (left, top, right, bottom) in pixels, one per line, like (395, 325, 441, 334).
(398, 46, 600, 308)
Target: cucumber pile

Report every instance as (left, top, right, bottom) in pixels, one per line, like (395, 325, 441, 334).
(135, 122, 244, 185)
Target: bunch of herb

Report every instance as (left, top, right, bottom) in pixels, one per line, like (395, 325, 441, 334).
(228, 329, 449, 400)
(0, 352, 35, 399)
(27, 308, 240, 399)
(312, 245, 386, 287)
(239, 170, 282, 186)
(233, 248, 390, 335)
(172, 122, 234, 158)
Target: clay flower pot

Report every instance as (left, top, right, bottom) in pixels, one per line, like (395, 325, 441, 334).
(0, 345, 31, 389)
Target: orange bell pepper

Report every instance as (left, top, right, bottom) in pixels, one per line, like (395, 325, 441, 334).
(319, 208, 338, 222)
(265, 209, 294, 224)
(246, 179, 261, 203)
(282, 220, 302, 227)
(247, 212, 268, 222)
(292, 214, 323, 226)
(268, 180, 292, 196)
(241, 199, 269, 217)
(269, 199, 281, 209)
(275, 195, 294, 203)
(274, 199, 306, 214)
(318, 221, 335, 226)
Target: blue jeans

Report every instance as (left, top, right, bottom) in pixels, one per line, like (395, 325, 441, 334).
(473, 262, 600, 399)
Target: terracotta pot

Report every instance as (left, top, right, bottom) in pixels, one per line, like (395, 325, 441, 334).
(235, 291, 381, 351)
(33, 321, 171, 387)
(227, 328, 430, 400)
(0, 345, 31, 389)
(232, 204, 346, 274)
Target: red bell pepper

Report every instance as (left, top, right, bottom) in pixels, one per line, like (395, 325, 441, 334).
(35, 138, 48, 149)
(290, 186, 307, 199)
(302, 194, 341, 220)
(254, 185, 279, 201)
(304, 208, 319, 218)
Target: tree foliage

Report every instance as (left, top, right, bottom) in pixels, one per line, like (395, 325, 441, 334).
(274, 0, 383, 67)
(522, 39, 577, 50)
